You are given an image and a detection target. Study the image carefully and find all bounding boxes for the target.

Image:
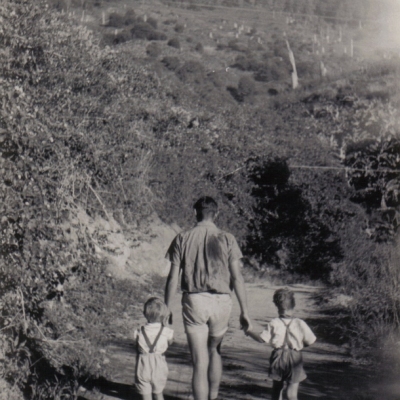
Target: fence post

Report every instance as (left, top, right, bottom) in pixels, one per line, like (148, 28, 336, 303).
(320, 61, 327, 77)
(350, 39, 354, 57)
(102, 11, 106, 25)
(339, 26, 342, 42)
(286, 40, 298, 89)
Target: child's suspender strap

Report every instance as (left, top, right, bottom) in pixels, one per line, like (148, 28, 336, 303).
(141, 326, 164, 353)
(280, 318, 294, 349)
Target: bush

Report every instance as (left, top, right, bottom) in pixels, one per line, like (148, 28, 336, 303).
(147, 42, 161, 58)
(168, 37, 181, 49)
(147, 16, 158, 29)
(195, 42, 204, 53)
(130, 22, 167, 41)
(228, 39, 247, 52)
(123, 9, 136, 26)
(163, 18, 177, 25)
(108, 12, 126, 28)
(296, 60, 321, 81)
(208, 70, 228, 88)
(162, 56, 180, 71)
(231, 54, 260, 71)
(238, 75, 256, 97)
(245, 157, 343, 279)
(103, 29, 131, 46)
(254, 61, 290, 82)
(0, 1, 166, 394)
(176, 60, 206, 84)
(174, 23, 185, 33)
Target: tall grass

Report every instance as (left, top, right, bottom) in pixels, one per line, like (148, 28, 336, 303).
(331, 233, 400, 354)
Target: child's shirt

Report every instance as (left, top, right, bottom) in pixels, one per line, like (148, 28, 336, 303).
(133, 323, 174, 355)
(260, 317, 316, 350)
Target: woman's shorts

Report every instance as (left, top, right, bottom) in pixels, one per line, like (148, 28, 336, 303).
(269, 348, 307, 383)
(182, 292, 232, 337)
(136, 353, 169, 395)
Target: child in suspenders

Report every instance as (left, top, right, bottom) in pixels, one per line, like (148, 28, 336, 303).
(245, 288, 316, 400)
(133, 297, 174, 400)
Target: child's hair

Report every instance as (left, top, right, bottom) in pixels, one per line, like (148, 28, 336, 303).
(273, 288, 295, 312)
(143, 297, 168, 323)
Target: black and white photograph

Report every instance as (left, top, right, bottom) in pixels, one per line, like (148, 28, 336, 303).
(1, 0, 399, 399)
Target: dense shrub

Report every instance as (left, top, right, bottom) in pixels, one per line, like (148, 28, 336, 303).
(296, 60, 321, 81)
(147, 16, 158, 29)
(147, 42, 161, 58)
(0, 1, 169, 395)
(162, 56, 180, 71)
(254, 61, 290, 82)
(228, 39, 247, 52)
(245, 158, 343, 279)
(176, 60, 207, 84)
(232, 54, 260, 71)
(194, 42, 204, 53)
(107, 12, 126, 28)
(174, 23, 185, 33)
(163, 18, 177, 25)
(168, 37, 181, 49)
(208, 70, 228, 88)
(130, 22, 167, 41)
(238, 75, 256, 97)
(103, 29, 131, 46)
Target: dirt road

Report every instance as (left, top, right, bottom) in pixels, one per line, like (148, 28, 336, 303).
(80, 282, 382, 400)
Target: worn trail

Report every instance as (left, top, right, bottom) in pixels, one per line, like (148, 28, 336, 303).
(80, 282, 379, 400)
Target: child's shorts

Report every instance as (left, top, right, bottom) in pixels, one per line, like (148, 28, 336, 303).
(136, 353, 169, 395)
(269, 348, 307, 383)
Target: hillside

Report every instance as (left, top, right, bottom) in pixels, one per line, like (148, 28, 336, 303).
(1, 0, 400, 398)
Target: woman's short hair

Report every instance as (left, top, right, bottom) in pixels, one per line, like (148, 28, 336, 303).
(143, 297, 168, 323)
(273, 288, 295, 311)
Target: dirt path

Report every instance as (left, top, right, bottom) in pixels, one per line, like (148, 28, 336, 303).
(79, 282, 380, 400)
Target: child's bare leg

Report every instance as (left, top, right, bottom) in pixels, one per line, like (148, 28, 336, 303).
(272, 380, 284, 400)
(141, 394, 152, 400)
(286, 382, 299, 400)
(154, 393, 164, 400)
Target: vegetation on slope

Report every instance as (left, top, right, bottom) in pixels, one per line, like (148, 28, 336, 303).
(1, 0, 400, 397)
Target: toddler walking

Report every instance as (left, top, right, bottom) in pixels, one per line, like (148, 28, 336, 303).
(245, 288, 316, 400)
(134, 297, 174, 400)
